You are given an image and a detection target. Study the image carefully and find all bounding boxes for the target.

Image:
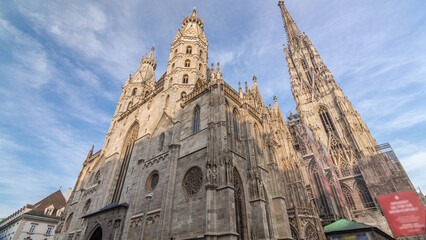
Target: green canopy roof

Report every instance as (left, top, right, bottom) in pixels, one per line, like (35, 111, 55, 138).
(324, 219, 372, 233)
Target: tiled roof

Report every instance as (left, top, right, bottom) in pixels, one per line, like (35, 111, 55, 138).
(25, 190, 66, 219)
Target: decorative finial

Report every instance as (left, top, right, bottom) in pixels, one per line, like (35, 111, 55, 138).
(273, 96, 278, 103)
(253, 75, 257, 83)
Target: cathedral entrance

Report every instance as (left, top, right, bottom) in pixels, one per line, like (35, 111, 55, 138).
(233, 168, 247, 240)
(89, 227, 102, 240)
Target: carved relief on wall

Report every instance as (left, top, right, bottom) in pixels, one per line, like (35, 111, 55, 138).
(183, 166, 203, 197)
(304, 224, 318, 240)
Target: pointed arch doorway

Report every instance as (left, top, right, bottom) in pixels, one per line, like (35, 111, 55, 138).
(89, 226, 102, 240)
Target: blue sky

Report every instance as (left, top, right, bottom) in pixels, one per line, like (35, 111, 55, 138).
(0, 0, 425, 217)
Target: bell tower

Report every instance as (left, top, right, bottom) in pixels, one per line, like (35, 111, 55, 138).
(166, 8, 209, 88)
(278, 0, 378, 167)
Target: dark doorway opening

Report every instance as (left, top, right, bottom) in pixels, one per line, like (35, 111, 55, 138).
(89, 227, 102, 240)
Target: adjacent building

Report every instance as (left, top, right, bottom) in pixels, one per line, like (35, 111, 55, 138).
(0, 190, 69, 240)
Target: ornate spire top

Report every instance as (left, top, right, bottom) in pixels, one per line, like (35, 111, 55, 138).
(253, 75, 257, 83)
(273, 96, 278, 103)
(147, 44, 155, 59)
(278, 1, 302, 46)
(182, 7, 203, 28)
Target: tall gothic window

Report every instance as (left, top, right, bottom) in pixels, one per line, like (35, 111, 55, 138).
(318, 106, 337, 136)
(233, 168, 247, 240)
(357, 182, 375, 208)
(171, 63, 175, 71)
(127, 101, 133, 110)
(174, 49, 177, 57)
(185, 59, 191, 67)
(112, 122, 139, 203)
(199, 50, 203, 58)
(186, 46, 192, 54)
(342, 186, 356, 210)
(233, 109, 239, 139)
(301, 60, 313, 85)
(193, 105, 200, 133)
(183, 74, 189, 83)
(132, 88, 137, 96)
(199, 63, 202, 71)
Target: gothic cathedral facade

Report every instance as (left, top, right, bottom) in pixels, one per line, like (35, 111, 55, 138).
(55, 2, 422, 240)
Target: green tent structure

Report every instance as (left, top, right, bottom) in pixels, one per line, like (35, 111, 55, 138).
(323, 219, 394, 240)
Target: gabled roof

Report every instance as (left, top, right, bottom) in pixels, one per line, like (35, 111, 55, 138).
(324, 219, 372, 233)
(25, 190, 66, 219)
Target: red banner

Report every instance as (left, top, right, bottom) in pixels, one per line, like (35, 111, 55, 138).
(377, 191, 426, 237)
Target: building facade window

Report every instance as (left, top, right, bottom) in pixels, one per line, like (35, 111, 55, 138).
(193, 105, 200, 133)
(318, 106, 337, 136)
(186, 46, 192, 54)
(132, 88, 137, 96)
(342, 186, 356, 210)
(185, 59, 191, 67)
(183, 74, 189, 84)
(83, 199, 91, 214)
(46, 227, 53, 235)
(357, 182, 375, 208)
(233, 109, 239, 138)
(29, 224, 36, 233)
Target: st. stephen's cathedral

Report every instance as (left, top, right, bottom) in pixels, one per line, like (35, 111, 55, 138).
(55, 1, 423, 240)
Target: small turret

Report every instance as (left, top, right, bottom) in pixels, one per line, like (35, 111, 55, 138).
(140, 45, 157, 70)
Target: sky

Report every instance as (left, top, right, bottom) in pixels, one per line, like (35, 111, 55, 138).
(0, 0, 425, 217)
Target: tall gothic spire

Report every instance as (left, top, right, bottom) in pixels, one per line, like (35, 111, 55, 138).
(278, 0, 302, 47)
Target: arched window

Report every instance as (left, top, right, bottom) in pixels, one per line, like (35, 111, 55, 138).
(144, 91, 149, 97)
(186, 46, 192, 54)
(199, 63, 202, 71)
(127, 101, 133, 110)
(357, 182, 375, 208)
(82, 199, 91, 214)
(342, 186, 356, 210)
(193, 105, 200, 133)
(171, 63, 175, 71)
(181, 91, 187, 99)
(185, 59, 191, 67)
(183, 74, 189, 84)
(233, 109, 239, 138)
(169, 78, 173, 88)
(199, 50, 203, 58)
(233, 168, 247, 239)
(165, 95, 170, 108)
(132, 88, 137, 96)
(64, 213, 73, 231)
(158, 132, 165, 151)
(174, 49, 177, 57)
(319, 106, 337, 136)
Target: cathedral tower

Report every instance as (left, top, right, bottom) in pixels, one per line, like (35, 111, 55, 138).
(167, 8, 208, 88)
(278, 0, 378, 169)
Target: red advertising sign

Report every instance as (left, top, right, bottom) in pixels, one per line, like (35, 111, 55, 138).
(377, 190, 426, 237)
